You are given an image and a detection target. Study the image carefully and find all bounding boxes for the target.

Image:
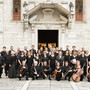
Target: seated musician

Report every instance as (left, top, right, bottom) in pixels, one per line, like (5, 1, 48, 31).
(31, 61, 42, 80)
(87, 61, 90, 82)
(62, 61, 73, 81)
(54, 62, 62, 81)
(17, 61, 29, 80)
(42, 61, 52, 80)
(72, 60, 84, 81)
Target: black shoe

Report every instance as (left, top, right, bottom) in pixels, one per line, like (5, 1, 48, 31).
(32, 78, 35, 80)
(26, 78, 29, 80)
(68, 79, 70, 81)
(49, 77, 52, 80)
(19, 78, 21, 80)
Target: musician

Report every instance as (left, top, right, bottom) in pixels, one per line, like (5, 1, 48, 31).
(80, 51, 87, 77)
(30, 45, 36, 57)
(41, 51, 49, 65)
(17, 61, 29, 80)
(70, 51, 78, 67)
(81, 47, 86, 54)
(56, 51, 64, 67)
(9, 46, 15, 56)
(64, 50, 70, 64)
(0, 52, 4, 78)
(26, 51, 33, 77)
(49, 51, 56, 74)
(31, 61, 42, 80)
(55, 47, 59, 57)
(59, 47, 64, 56)
(18, 51, 26, 65)
(62, 61, 73, 81)
(73, 60, 84, 81)
(24, 46, 28, 54)
(4, 51, 11, 76)
(55, 62, 62, 81)
(77, 49, 81, 61)
(8, 51, 17, 78)
(87, 61, 90, 82)
(64, 45, 69, 55)
(42, 61, 52, 80)
(33, 53, 40, 66)
(72, 46, 77, 54)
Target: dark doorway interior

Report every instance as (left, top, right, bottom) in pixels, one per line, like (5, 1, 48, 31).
(38, 30, 58, 49)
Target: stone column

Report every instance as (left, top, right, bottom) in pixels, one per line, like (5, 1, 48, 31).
(61, 30, 65, 50)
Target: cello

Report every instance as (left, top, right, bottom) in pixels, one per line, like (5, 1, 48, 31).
(72, 63, 85, 82)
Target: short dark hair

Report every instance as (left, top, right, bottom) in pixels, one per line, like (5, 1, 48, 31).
(3, 46, 6, 49)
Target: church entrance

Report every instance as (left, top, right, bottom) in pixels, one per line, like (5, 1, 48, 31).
(38, 30, 58, 49)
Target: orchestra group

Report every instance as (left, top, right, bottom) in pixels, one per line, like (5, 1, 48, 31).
(0, 45, 90, 82)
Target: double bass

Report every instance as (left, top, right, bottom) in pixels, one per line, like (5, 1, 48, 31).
(72, 63, 85, 82)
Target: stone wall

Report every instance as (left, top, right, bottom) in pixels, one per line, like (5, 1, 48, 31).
(0, 0, 90, 53)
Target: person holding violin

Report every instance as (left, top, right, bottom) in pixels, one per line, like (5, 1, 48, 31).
(17, 61, 29, 80)
(54, 62, 62, 81)
(62, 61, 73, 81)
(87, 61, 90, 82)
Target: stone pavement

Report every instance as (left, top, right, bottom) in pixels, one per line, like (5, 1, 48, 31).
(0, 74, 90, 90)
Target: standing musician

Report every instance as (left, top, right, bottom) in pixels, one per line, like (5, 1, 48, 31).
(62, 61, 73, 81)
(80, 51, 87, 78)
(17, 61, 29, 80)
(56, 51, 64, 67)
(87, 61, 90, 82)
(0, 52, 4, 78)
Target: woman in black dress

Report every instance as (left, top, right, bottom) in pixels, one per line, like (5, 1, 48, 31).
(8, 51, 17, 78)
(55, 62, 62, 81)
(49, 51, 56, 74)
(64, 50, 70, 64)
(18, 51, 26, 65)
(70, 51, 77, 68)
(41, 51, 49, 65)
(56, 51, 64, 67)
(33, 53, 40, 66)
(26, 51, 33, 77)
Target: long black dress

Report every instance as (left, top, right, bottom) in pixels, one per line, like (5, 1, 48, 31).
(26, 56, 33, 76)
(49, 55, 56, 73)
(8, 56, 17, 78)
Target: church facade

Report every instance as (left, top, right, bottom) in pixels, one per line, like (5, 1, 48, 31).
(0, 0, 90, 51)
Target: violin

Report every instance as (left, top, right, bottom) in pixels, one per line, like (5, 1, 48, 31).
(20, 67, 24, 74)
(52, 71, 57, 79)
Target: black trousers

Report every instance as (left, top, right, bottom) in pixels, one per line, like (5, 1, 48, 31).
(56, 72, 62, 81)
(19, 70, 29, 80)
(50, 65, 55, 75)
(0, 67, 3, 77)
(65, 72, 73, 80)
(5, 63, 9, 76)
(88, 77, 90, 82)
